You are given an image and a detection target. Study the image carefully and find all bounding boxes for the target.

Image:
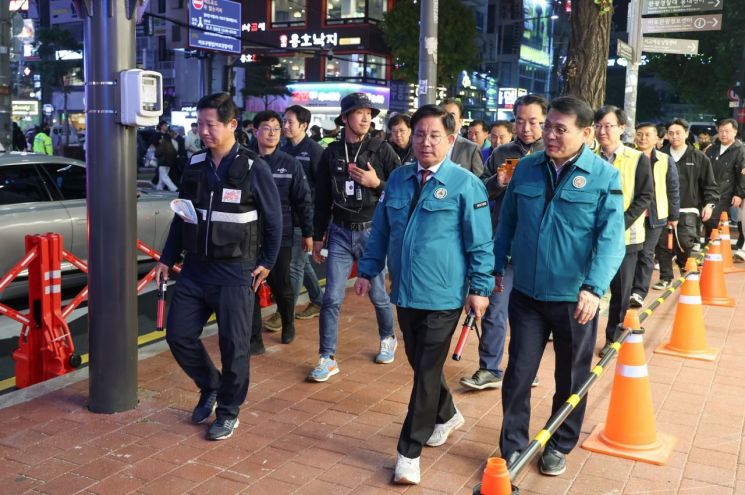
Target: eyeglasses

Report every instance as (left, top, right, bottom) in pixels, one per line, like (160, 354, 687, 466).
(259, 126, 281, 134)
(413, 133, 445, 145)
(594, 124, 619, 132)
(540, 122, 571, 136)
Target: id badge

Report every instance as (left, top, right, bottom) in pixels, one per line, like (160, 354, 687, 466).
(345, 180, 355, 196)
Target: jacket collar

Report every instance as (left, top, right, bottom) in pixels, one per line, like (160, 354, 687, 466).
(404, 159, 458, 186)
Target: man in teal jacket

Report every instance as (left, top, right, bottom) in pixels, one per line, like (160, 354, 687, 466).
(356, 105, 493, 486)
(494, 96, 625, 476)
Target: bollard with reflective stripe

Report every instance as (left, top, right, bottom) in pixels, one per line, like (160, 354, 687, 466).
(656, 258, 718, 361)
(582, 324, 676, 465)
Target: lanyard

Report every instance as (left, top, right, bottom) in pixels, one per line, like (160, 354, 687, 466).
(344, 140, 363, 167)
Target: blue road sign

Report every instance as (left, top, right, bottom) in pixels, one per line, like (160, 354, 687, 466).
(188, 0, 241, 54)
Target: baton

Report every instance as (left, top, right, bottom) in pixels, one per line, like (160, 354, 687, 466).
(452, 311, 476, 361)
(666, 226, 673, 250)
(156, 275, 167, 332)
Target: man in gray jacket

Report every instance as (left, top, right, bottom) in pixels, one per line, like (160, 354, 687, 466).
(440, 98, 484, 178)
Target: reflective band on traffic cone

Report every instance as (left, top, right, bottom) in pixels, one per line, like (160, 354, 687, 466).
(582, 311, 676, 465)
(479, 457, 513, 495)
(655, 258, 718, 361)
(700, 229, 735, 307)
(718, 212, 745, 273)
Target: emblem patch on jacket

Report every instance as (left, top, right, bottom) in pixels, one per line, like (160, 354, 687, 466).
(434, 188, 447, 199)
(222, 188, 242, 203)
(572, 176, 587, 189)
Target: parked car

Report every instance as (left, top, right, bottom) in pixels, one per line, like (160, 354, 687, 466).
(0, 152, 177, 300)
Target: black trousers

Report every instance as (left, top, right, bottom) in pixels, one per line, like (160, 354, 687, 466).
(396, 306, 460, 459)
(166, 275, 255, 419)
(500, 290, 597, 459)
(656, 212, 699, 282)
(605, 250, 640, 343)
(632, 224, 664, 300)
(266, 246, 295, 339)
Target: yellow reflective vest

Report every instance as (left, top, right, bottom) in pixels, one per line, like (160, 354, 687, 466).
(33, 131, 53, 155)
(604, 145, 646, 245)
(651, 151, 670, 221)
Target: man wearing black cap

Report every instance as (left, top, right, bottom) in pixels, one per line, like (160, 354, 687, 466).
(309, 92, 401, 382)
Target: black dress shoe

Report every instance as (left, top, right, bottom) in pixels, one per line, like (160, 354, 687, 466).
(281, 327, 295, 344)
(539, 447, 566, 476)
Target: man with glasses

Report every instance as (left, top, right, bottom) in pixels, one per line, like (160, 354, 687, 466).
(704, 118, 745, 240)
(356, 104, 493, 485)
(594, 106, 653, 358)
(309, 92, 400, 382)
(440, 98, 485, 177)
(250, 110, 313, 348)
(494, 96, 625, 476)
(281, 105, 326, 322)
(655, 119, 718, 290)
(460, 94, 547, 392)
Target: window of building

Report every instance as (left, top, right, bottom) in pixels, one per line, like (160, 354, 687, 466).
(326, 0, 387, 24)
(325, 53, 386, 82)
(276, 56, 306, 80)
(271, 0, 306, 26)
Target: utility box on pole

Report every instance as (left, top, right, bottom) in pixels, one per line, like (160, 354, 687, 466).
(75, 0, 140, 413)
(417, 0, 438, 107)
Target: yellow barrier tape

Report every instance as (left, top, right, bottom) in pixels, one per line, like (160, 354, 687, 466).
(566, 394, 580, 408)
(611, 342, 621, 352)
(656, 297, 665, 304)
(643, 308, 653, 317)
(535, 429, 551, 446)
(0, 377, 15, 390)
(591, 365, 604, 376)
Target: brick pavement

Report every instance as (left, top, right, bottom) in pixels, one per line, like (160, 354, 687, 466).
(0, 271, 744, 494)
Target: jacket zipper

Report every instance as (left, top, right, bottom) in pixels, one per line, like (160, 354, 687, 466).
(205, 190, 214, 256)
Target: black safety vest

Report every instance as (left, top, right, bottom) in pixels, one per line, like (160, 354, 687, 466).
(178, 150, 261, 261)
(328, 135, 385, 211)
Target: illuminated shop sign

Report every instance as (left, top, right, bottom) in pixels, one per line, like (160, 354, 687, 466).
(287, 83, 389, 109)
(498, 88, 527, 109)
(242, 22, 267, 32)
(279, 32, 339, 49)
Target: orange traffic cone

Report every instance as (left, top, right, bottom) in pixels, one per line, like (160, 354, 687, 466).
(655, 258, 718, 361)
(479, 457, 513, 495)
(700, 229, 735, 307)
(582, 310, 676, 465)
(718, 212, 745, 273)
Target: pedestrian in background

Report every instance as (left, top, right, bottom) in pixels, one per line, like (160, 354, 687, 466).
(704, 118, 745, 240)
(440, 98, 485, 177)
(154, 92, 281, 441)
(33, 123, 53, 155)
(356, 104, 493, 485)
(387, 113, 414, 164)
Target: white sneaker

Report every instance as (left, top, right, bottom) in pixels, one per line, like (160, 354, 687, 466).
(426, 408, 465, 447)
(393, 452, 420, 484)
(734, 249, 745, 262)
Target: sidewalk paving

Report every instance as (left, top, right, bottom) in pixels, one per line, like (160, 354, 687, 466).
(1, 271, 744, 495)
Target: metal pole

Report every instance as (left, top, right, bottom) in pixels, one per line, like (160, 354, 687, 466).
(417, 0, 438, 106)
(623, 0, 642, 139)
(82, 0, 138, 413)
(0, 1, 12, 151)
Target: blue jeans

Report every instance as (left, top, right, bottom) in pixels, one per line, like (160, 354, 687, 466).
(479, 265, 514, 377)
(289, 227, 323, 306)
(318, 222, 394, 357)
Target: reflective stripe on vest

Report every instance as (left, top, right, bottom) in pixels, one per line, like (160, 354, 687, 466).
(612, 146, 646, 246)
(652, 151, 670, 220)
(196, 208, 258, 224)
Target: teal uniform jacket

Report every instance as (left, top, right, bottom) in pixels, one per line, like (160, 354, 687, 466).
(359, 159, 494, 310)
(493, 145, 625, 301)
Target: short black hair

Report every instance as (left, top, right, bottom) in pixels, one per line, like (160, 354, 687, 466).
(514, 94, 548, 117)
(196, 92, 239, 124)
(253, 110, 282, 128)
(548, 96, 594, 128)
(468, 119, 488, 133)
(285, 105, 311, 126)
(717, 117, 738, 130)
(490, 121, 513, 134)
(242, 119, 252, 127)
(656, 124, 667, 139)
(388, 113, 411, 131)
(667, 118, 689, 131)
(411, 104, 456, 135)
(635, 122, 657, 132)
(595, 105, 627, 126)
(439, 97, 463, 118)
(190, 122, 198, 127)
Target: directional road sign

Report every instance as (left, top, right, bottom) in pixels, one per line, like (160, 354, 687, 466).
(642, 14, 722, 34)
(617, 39, 635, 61)
(642, 37, 699, 55)
(643, 0, 723, 16)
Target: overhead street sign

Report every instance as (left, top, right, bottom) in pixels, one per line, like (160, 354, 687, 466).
(617, 39, 635, 61)
(643, 0, 723, 16)
(642, 14, 722, 34)
(188, 0, 241, 54)
(642, 37, 699, 55)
